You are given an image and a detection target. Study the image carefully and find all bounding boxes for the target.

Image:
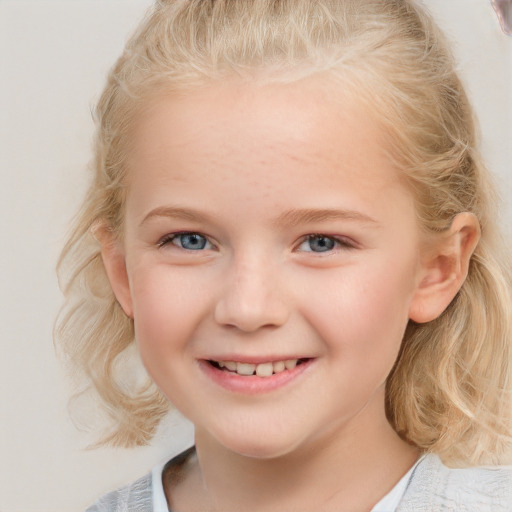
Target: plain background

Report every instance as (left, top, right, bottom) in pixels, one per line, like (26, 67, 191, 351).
(0, 1, 510, 510)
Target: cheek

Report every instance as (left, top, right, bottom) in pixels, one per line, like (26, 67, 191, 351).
(299, 260, 416, 358)
(128, 265, 209, 363)
(127, 267, 214, 408)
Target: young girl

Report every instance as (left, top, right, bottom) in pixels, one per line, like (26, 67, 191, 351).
(56, 0, 512, 510)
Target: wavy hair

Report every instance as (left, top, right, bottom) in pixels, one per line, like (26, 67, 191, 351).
(56, 0, 512, 464)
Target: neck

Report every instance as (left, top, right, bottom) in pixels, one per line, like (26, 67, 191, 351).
(182, 390, 419, 512)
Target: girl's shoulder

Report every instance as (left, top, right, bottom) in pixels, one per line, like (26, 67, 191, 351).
(85, 446, 195, 512)
(85, 472, 152, 512)
(399, 453, 512, 511)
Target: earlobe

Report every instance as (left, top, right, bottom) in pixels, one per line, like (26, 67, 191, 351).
(408, 213, 480, 324)
(93, 223, 134, 318)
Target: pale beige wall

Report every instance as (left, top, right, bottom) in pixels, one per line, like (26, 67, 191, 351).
(0, 1, 510, 510)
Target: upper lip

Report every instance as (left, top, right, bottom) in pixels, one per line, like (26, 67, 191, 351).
(203, 355, 311, 364)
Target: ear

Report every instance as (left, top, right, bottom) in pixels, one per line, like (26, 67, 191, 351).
(408, 213, 480, 324)
(94, 223, 134, 318)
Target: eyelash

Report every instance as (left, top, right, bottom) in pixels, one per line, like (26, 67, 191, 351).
(157, 232, 214, 251)
(157, 232, 355, 254)
(296, 234, 356, 253)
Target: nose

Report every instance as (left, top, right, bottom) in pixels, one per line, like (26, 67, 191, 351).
(214, 254, 290, 332)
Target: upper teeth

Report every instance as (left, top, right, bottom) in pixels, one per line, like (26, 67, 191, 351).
(218, 359, 299, 377)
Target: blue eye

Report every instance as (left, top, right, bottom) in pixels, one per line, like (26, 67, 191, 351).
(298, 235, 350, 253)
(160, 232, 212, 251)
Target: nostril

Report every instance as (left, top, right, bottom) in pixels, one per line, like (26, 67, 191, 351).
(213, 266, 290, 332)
(214, 296, 289, 332)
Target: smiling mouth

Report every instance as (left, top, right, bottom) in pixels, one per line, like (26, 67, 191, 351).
(208, 358, 309, 377)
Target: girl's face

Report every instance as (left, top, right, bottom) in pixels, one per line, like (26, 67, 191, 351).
(113, 78, 429, 458)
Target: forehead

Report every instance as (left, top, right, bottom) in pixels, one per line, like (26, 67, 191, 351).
(129, 78, 396, 173)
(124, 77, 410, 221)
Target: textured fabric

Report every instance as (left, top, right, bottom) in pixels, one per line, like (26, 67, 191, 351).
(85, 473, 152, 512)
(398, 453, 512, 511)
(86, 451, 512, 511)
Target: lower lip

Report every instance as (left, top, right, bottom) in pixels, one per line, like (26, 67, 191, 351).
(199, 359, 314, 395)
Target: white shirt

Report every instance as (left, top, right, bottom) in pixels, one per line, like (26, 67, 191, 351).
(371, 458, 421, 511)
(152, 462, 170, 512)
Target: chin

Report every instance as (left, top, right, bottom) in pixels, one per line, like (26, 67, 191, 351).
(212, 425, 306, 460)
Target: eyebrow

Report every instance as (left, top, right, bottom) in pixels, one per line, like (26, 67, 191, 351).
(140, 206, 217, 227)
(141, 206, 378, 228)
(274, 208, 378, 227)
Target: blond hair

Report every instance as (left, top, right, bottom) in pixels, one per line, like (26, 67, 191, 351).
(56, 0, 512, 465)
